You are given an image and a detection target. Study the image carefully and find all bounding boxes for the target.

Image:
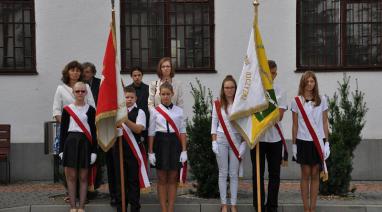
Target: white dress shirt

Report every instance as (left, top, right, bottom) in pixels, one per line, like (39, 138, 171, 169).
(128, 103, 146, 130)
(67, 104, 91, 134)
(52, 84, 95, 118)
(211, 102, 238, 135)
(291, 95, 328, 141)
(148, 104, 186, 136)
(260, 84, 288, 143)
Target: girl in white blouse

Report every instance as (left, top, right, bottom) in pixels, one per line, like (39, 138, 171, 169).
(148, 82, 187, 212)
(211, 75, 246, 212)
(148, 57, 184, 109)
(291, 71, 330, 212)
(59, 82, 97, 212)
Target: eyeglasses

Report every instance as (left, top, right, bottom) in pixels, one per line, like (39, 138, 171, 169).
(74, 90, 86, 94)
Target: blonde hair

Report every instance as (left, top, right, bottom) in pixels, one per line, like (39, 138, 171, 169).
(297, 70, 321, 106)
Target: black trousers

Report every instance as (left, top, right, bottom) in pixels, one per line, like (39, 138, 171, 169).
(106, 145, 117, 200)
(250, 141, 282, 212)
(114, 140, 141, 212)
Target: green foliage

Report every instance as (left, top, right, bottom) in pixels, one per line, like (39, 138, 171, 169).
(186, 78, 219, 198)
(320, 74, 368, 195)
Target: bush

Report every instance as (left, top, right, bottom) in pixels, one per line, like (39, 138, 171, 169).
(186, 78, 219, 198)
(320, 74, 368, 195)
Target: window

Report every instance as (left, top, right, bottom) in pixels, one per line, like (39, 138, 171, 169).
(120, 0, 215, 73)
(297, 0, 382, 71)
(0, 0, 36, 75)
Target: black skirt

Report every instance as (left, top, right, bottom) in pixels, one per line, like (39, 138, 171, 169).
(62, 132, 92, 169)
(295, 139, 321, 165)
(153, 132, 182, 171)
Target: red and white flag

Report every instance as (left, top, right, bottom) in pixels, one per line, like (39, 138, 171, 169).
(96, 15, 127, 152)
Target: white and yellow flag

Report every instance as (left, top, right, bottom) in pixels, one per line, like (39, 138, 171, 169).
(230, 23, 279, 149)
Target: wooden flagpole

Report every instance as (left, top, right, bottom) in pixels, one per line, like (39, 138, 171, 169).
(253, 1, 262, 212)
(110, 1, 126, 212)
(118, 136, 126, 212)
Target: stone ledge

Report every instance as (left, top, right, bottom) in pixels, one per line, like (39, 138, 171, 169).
(1, 204, 382, 212)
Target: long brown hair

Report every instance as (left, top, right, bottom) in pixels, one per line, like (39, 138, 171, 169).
(156, 57, 175, 79)
(298, 70, 321, 106)
(219, 75, 237, 113)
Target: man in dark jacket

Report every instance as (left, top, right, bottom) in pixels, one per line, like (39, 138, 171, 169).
(82, 62, 101, 105)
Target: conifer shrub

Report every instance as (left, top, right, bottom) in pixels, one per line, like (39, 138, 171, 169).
(320, 74, 368, 195)
(186, 79, 219, 198)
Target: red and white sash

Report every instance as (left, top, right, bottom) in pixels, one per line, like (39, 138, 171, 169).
(214, 100, 241, 161)
(274, 123, 288, 164)
(294, 96, 328, 180)
(155, 106, 187, 184)
(121, 123, 150, 188)
(214, 100, 244, 177)
(63, 105, 97, 190)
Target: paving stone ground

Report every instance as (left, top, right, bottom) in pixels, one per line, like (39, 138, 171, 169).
(1, 180, 382, 209)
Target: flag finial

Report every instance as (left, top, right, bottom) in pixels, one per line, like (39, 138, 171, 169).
(111, 0, 115, 10)
(253, 0, 259, 6)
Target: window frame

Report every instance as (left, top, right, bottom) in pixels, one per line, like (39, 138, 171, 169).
(0, 0, 37, 75)
(120, 0, 215, 74)
(296, 0, 382, 72)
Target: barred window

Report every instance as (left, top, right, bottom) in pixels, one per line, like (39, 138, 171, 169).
(0, 0, 36, 75)
(120, 0, 215, 73)
(297, 0, 382, 71)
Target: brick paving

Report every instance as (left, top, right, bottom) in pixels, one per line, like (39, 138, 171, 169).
(1, 180, 382, 209)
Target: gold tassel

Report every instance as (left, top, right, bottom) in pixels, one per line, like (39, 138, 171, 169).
(140, 187, 151, 194)
(320, 171, 329, 182)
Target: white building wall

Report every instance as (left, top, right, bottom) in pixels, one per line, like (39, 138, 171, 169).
(0, 0, 381, 147)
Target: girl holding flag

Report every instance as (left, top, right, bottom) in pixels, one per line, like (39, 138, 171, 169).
(291, 71, 330, 212)
(148, 82, 187, 212)
(211, 75, 246, 212)
(59, 82, 97, 212)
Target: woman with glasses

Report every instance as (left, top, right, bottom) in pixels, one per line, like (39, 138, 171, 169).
(211, 75, 246, 212)
(148, 57, 184, 109)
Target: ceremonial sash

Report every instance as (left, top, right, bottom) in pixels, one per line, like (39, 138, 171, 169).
(214, 100, 241, 161)
(64, 105, 93, 143)
(274, 123, 288, 165)
(155, 106, 187, 184)
(121, 123, 150, 188)
(63, 105, 97, 190)
(294, 97, 328, 181)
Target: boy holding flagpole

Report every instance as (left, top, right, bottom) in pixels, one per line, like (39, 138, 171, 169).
(114, 86, 150, 212)
(250, 60, 288, 212)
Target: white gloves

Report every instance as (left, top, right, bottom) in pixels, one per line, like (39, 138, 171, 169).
(239, 142, 247, 159)
(324, 142, 330, 160)
(117, 128, 123, 137)
(292, 144, 297, 160)
(58, 152, 63, 160)
(148, 153, 156, 166)
(90, 153, 97, 165)
(180, 151, 188, 163)
(212, 141, 219, 155)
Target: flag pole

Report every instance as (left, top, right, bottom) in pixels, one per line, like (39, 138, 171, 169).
(110, 1, 126, 212)
(118, 136, 126, 212)
(253, 1, 262, 212)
